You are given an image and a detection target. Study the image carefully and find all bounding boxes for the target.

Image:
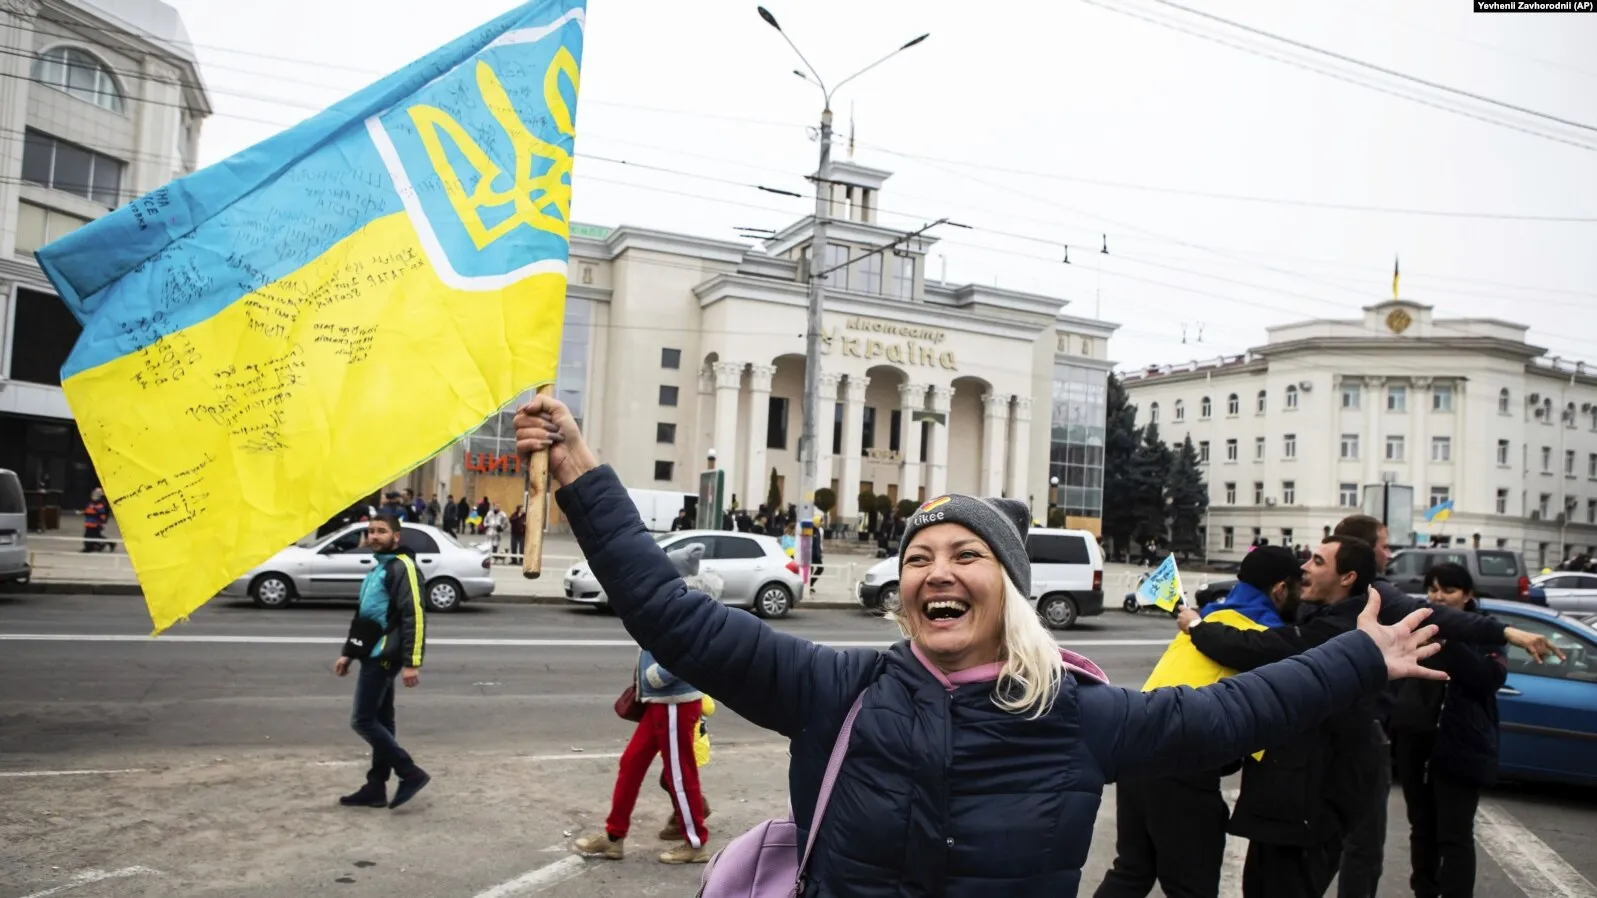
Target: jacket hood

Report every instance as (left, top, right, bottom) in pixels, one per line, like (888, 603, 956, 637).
(1203, 581, 1286, 629)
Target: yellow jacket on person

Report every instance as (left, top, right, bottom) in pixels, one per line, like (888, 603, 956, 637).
(694, 696, 715, 767)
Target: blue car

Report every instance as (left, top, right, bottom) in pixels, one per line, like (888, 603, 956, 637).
(1478, 599, 1597, 786)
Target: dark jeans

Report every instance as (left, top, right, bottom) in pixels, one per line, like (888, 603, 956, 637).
(1396, 734, 1481, 898)
(511, 533, 525, 559)
(1243, 838, 1342, 898)
(83, 526, 111, 552)
(1094, 774, 1229, 898)
(1338, 727, 1392, 898)
(350, 658, 417, 786)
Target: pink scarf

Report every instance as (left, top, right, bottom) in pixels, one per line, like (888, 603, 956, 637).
(910, 641, 1110, 688)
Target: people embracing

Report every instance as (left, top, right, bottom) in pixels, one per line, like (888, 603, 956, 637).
(513, 395, 1450, 897)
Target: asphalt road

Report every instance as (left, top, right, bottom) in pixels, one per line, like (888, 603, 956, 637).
(1, 594, 1592, 898)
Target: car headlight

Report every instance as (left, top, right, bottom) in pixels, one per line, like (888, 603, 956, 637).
(864, 570, 880, 584)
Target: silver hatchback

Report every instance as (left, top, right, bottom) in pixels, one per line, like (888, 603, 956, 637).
(564, 530, 806, 617)
(221, 522, 495, 612)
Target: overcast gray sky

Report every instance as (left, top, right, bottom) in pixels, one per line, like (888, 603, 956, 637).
(163, 0, 1597, 371)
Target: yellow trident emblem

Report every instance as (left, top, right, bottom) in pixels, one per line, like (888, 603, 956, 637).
(407, 47, 580, 248)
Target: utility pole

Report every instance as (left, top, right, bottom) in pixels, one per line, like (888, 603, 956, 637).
(757, 6, 927, 584)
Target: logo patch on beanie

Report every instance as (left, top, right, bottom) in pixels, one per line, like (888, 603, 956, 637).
(918, 496, 952, 513)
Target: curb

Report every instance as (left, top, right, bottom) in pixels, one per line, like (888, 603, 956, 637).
(8, 582, 868, 610)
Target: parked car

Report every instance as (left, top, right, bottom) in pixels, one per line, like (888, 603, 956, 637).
(1530, 571, 1597, 615)
(1477, 599, 1597, 786)
(221, 522, 494, 612)
(563, 530, 805, 618)
(0, 469, 29, 586)
(1387, 548, 1534, 603)
(856, 527, 1104, 630)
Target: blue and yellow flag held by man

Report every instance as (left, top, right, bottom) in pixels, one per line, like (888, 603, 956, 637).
(34, 1, 587, 633)
(1142, 546, 1298, 693)
(1135, 554, 1185, 612)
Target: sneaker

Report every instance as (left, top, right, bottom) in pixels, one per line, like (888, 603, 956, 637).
(339, 784, 387, 808)
(388, 769, 430, 809)
(573, 833, 624, 860)
(659, 842, 711, 865)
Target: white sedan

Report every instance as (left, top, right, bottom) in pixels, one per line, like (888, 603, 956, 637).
(564, 530, 806, 618)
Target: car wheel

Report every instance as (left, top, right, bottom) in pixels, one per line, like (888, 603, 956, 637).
(250, 574, 294, 609)
(879, 584, 901, 615)
(1123, 594, 1140, 614)
(425, 578, 462, 613)
(1038, 594, 1079, 630)
(754, 583, 793, 619)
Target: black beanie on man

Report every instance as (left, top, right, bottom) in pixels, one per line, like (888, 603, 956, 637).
(897, 495, 1033, 596)
(1237, 545, 1300, 594)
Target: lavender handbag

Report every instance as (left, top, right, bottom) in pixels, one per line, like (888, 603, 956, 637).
(696, 694, 865, 898)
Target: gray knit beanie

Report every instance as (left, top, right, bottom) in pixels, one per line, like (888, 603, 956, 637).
(897, 494, 1033, 596)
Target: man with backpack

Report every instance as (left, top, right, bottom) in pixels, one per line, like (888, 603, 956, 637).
(333, 513, 430, 810)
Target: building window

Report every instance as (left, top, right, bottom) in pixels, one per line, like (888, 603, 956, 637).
(1222, 526, 1235, 550)
(1049, 362, 1108, 519)
(1253, 482, 1265, 505)
(1497, 440, 1511, 466)
(21, 129, 125, 206)
(1568, 403, 1579, 429)
(1256, 390, 1267, 414)
(1227, 393, 1239, 416)
(1224, 482, 1236, 504)
(1542, 446, 1552, 472)
(1149, 402, 1160, 424)
(1200, 396, 1212, 418)
(920, 421, 931, 463)
(1432, 436, 1452, 462)
(1566, 449, 1576, 477)
(1429, 485, 1451, 508)
(1174, 399, 1185, 421)
(658, 385, 679, 407)
(1283, 434, 1297, 459)
(768, 397, 789, 450)
(1543, 397, 1553, 423)
(1285, 384, 1300, 409)
(890, 254, 915, 299)
(653, 460, 674, 482)
(831, 403, 843, 455)
(1340, 482, 1359, 507)
(1589, 407, 1597, 431)
(1340, 383, 1360, 409)
(8, 287, 82, 387)
(552, 297, 593, 430)
(1498, 388, 1511, 414)
(661, 347, 681, 369)
(31, 47, 125, 112)
(1496, 488, 1509, 515)
(1340, 434, 1359, 460)
(1588, 499, 1597, 525)
(1282, 481, 1296, 505)
(14, 201, 90, 255)
(1254, 437, 1265, 461)
(889, 409, 902, 453)
(1198, 440, 1210, 463)
(848, 247, 882, 294)
(1387, 385, 1407, 412)
(1539, 493, 1551, 518)
(861, 406, 876, 451)
(1432, 384, 1454, 412)
(1281, 528, 1294, 547)
(1386, 435, 1405, 461)
(1225, 439, 1238, 462)
(656, 423, 676, 444)
(1589, 453, 1597, 478)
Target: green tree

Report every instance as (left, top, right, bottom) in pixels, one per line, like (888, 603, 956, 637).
(767, 468, 782, 513)
(1047, 507, 1067, 528)
(1101, 373, 1142, 557)
(874, 494, 894, 518)
(1166, 436, 1209, 558)
(814, 488, 836, 517)
(1128, 423, 1174, 550)
(896, 498, 919, 520)
(859, 490, 878, 531)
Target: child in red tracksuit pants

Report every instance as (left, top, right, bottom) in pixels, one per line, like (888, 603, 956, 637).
(573, 650, 710, 865)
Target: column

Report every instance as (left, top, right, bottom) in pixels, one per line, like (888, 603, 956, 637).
(1007, 397, 1033, 510)
(1363, 376, 1385, 488)
(0, 0, 39, 258)
(711, 361, 744, 509)
(133, 57, 184, 196)
(1410, 377, 1431, 502)
(814, 372, 841, 503)
(744, 364, 777, 509)
(695, 365, 716, 470)
(981, 392, 1011, 497)
(898, 382, 926, 504)
(926, 386, 954, 498)
(838, 374, 871, 521)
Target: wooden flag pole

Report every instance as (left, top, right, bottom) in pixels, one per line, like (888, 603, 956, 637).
(521, 384, 554, 579)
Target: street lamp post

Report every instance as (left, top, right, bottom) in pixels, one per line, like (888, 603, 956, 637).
(757, 6, 928, 580)
(1048, 476, 1059, 526)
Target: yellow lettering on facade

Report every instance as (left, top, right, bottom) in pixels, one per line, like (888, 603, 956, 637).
(819, 324, 958, 372)
(407, 49, 580, 249)
(938, 351, 957, 370)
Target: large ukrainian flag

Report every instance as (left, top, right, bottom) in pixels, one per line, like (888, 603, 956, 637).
(35, 1, 586, 633)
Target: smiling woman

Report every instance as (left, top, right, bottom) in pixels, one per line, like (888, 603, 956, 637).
(512, 394, 1449, 898)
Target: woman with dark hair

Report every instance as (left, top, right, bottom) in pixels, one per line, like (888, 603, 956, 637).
(1391, 562, 1507, 898)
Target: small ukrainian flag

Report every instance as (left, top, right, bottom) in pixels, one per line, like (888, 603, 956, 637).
(1424, 499, 1455, 524)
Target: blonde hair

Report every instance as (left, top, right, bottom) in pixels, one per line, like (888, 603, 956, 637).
(891, 574, 1064, 720)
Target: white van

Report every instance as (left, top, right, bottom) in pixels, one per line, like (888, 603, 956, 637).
(0, 469, 30, 585)
(855, 527, 1105, 630)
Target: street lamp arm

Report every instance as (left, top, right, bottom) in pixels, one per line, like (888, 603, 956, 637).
(830, 36, 930, 101)
(771, 26, 828, 100)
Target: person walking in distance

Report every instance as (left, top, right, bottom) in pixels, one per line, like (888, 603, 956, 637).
(509, 505, 527, 563)
(82, 487, 111, 552)
(484, 503, 509, 562)
(333, 513, 430, 810)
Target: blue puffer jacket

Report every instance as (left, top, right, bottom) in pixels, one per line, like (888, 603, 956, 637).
(558, 467, 1390, 897)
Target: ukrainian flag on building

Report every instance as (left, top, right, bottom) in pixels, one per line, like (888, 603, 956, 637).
(35, 0, 586, 633)
(1425, 498, 1455, 524)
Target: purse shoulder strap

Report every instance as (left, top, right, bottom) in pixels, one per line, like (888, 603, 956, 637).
(797, 691, 866, 882)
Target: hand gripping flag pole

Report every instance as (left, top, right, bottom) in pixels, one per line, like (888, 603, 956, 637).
(521, 384, 554, 579)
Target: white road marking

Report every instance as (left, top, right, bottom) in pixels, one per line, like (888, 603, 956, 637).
(17, 867, 160, 898)
(1476, 801, 1597, 898)
(0, 633, 1170, 648)
(0, 768, 148, 778)
(471, 856, 589, 897)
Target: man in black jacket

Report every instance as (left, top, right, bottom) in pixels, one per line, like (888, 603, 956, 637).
(1183, 535, 1380, 897)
